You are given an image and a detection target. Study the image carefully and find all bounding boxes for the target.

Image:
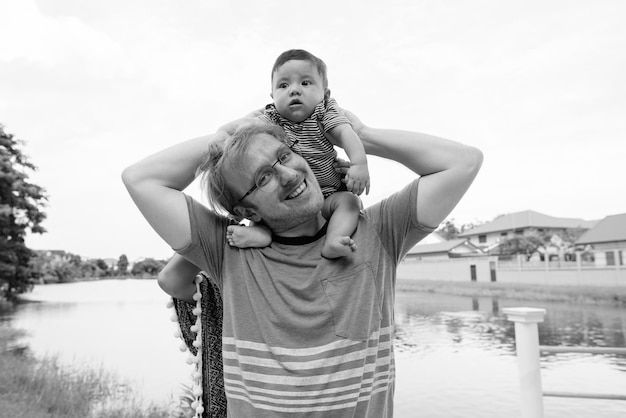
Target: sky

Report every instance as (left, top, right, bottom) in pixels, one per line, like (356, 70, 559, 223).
(1, 0, 624, 262)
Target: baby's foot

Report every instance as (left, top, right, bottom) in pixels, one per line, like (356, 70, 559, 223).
(227, 225, 272, 248)
(322, 236, 357, 259)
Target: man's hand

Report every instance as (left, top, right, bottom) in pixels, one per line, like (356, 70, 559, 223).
(333, 158, 350, 176)
(342, 109, 366, 137)
(334, 159, 370, 195)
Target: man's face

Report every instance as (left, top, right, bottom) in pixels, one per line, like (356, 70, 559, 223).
(227, 133, 324, 232)
(271, 60, 326, 123)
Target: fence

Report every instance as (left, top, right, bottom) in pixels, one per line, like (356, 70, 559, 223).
(397, 256, 626, 286)
(503, 307, 626, 418)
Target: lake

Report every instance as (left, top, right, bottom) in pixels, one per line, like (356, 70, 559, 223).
(3, 279, 625, 417)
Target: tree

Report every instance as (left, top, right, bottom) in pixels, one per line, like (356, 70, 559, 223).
(0, 125, 47, 300)
(117, 254, 129, 276)
(436, 218, 483, 240)
(95, 258, 109, 276)
(131, 258, 166, 277)
(436, 219, 461, 240)
(499, 234, 546, 260)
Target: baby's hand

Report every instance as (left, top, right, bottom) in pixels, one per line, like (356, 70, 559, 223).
(345, 163, 370, 196)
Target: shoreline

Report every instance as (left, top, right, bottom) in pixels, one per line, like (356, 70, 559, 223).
(396, 279, 626, 307)
(0, 325, 171, 418)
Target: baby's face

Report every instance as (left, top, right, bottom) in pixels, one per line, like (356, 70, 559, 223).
(271, 60, 326, 123)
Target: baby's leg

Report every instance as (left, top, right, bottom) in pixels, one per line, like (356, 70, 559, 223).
(227, 224, 272, 248)
(321, 191, 361, 258)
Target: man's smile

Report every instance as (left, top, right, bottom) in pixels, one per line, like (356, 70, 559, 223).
(286, 180, 307, 200)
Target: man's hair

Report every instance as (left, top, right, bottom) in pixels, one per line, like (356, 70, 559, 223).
(271, 49, 328, 90)
(200, 121, 289, 219)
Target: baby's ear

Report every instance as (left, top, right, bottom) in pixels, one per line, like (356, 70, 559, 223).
(324, 88, 331, 100)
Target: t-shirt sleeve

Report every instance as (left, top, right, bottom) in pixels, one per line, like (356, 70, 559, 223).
(319, 97, 351, 133)
(364, 178, 436, 263)
(175, 194, 228, 288)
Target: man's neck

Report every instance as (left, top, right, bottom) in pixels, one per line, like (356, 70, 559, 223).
(271, 212, 326, 239)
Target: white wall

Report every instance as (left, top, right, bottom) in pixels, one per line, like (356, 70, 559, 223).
(397, 255, 626, 286)
(397, 257, 495, 283)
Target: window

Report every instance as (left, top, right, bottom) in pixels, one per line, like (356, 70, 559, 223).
(479, 235, 487, 243)
(515, 229, 524, 235)
(500, 232, 508, 237)
(606, 251, 615, 266)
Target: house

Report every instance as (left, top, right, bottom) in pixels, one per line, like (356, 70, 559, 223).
(405, 232, 484, 260)
(576, 213, 626, 266)
(405, 238, 484, 260)
(458, 210, 596, 256)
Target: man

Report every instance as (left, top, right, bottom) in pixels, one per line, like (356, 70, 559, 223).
(122, 111, 482, 417)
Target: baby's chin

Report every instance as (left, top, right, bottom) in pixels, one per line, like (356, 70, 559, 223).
(281, 107, 314, 123)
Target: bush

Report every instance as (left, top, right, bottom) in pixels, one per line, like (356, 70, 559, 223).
(0, 323, 170, 418)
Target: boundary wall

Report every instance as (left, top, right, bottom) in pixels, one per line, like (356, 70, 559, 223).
(397, 256, 626, 286)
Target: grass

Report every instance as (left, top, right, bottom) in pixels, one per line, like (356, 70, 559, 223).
(0, 323, 173, 418)
(396, 279, 626, 306)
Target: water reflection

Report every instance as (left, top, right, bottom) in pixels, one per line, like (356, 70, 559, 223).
(395, 291, 626, 361)
(393, 289, 626, 418)
(3, 280, 626, 417)
(3, 280, 190, 406)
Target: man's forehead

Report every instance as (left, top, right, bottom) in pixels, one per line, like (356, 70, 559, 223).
(248, 133, 284, 152)
(229, 133, 283, 168)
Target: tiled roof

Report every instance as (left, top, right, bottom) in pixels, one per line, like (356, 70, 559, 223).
(576, 213, 626, 245)
(407, 239, 479, 255)
(458, 210, 596, 237)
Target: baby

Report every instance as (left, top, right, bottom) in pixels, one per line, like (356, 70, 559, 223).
(222, 49, 369, 258)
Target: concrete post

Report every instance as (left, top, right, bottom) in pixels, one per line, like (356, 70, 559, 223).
(503, 307, 547, 418)
(575, 251, 582, 285)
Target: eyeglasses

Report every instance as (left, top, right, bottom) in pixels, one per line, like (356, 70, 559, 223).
(237, 139, 299, 202)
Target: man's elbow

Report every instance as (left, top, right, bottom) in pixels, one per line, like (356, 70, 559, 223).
(121, 164, 139, 190)
(464, 146, 484, 179)
(157, 269, 189, 301)
(157, 269, 174, 295)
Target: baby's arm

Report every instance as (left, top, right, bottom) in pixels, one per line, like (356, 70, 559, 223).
(328, 124, 370, 196)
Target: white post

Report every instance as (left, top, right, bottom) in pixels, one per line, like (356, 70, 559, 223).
(575, 251, 582, 286)
(503, 307, 547, 418)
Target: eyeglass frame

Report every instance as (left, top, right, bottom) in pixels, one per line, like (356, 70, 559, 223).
(236, 139, 300, 202)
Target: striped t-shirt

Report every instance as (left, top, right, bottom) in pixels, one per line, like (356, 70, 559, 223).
(179, 179, 434, 417)
(259, 98, 349, 197)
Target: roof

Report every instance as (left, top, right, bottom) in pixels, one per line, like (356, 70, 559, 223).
(458, 210, 596, 237)
(407, 239, 481, 255)
(576, 213, 626, 245)
(418, 231, 446, 245)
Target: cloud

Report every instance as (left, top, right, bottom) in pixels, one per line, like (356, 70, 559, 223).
(1, 1, 124, 72)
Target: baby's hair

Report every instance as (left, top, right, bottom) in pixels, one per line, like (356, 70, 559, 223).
(271, 49, 328, 90)
(200, 121, 289, 219)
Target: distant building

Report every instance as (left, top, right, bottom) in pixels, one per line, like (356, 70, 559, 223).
(458, 210, 596, 255)
(576, 213, 626, 266)
(405, 238, 484, 260)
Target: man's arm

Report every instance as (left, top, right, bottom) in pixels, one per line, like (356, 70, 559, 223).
(158, 254, 201, 303)
(345, 111, 483, 228)
(121, 135, 212, 251)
